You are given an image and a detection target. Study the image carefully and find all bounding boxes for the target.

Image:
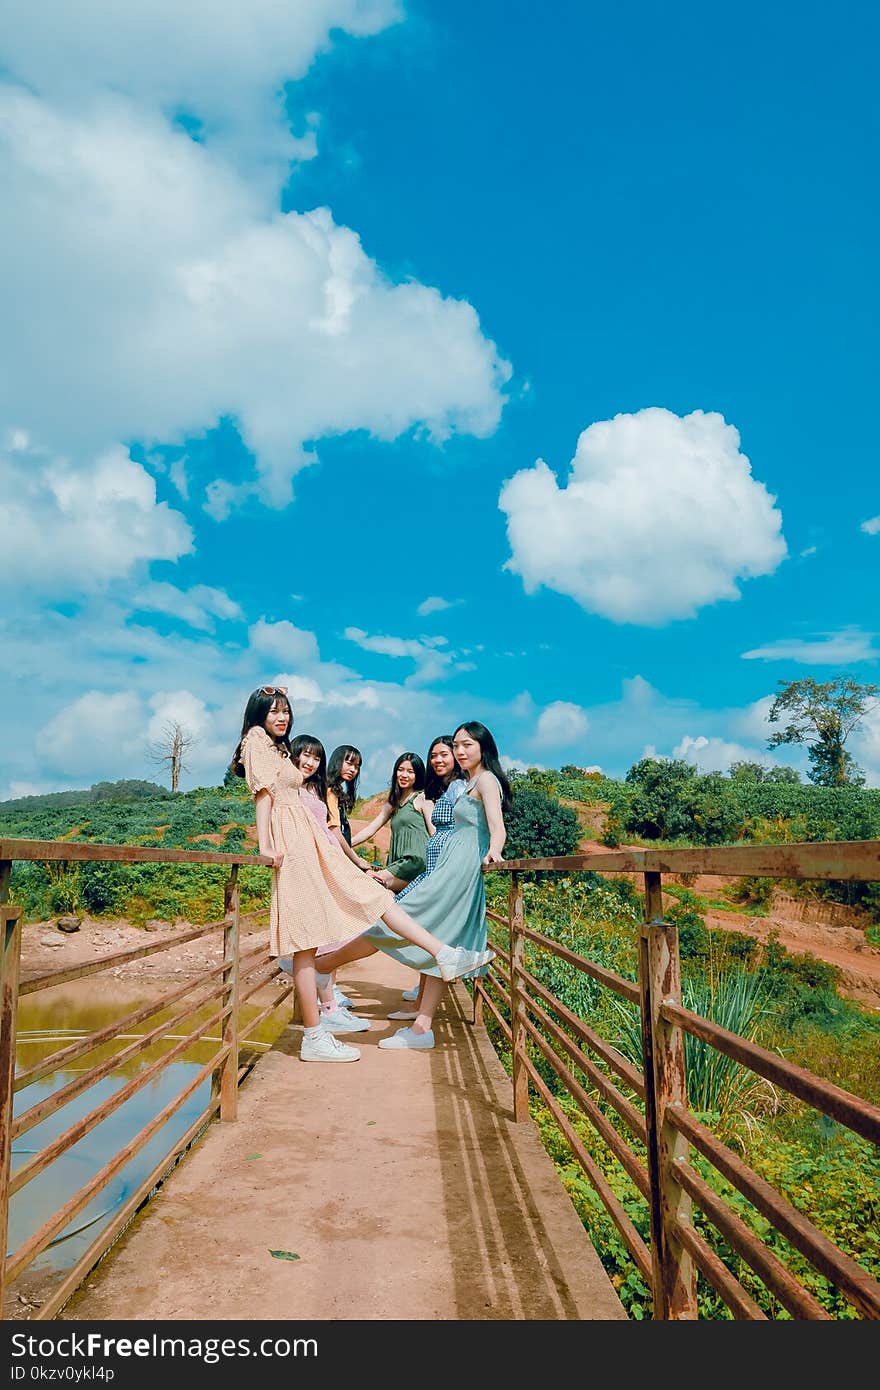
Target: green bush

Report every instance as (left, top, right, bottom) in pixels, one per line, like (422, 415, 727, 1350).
(504, 783, 581, 873)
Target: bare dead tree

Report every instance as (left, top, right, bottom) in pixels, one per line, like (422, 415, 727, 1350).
(147, 720, 197, 792)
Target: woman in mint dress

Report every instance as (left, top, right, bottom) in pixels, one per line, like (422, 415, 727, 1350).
(317, 722, 511, 1050)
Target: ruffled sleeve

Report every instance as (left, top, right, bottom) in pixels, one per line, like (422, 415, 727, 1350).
(241, 727, 284, 797)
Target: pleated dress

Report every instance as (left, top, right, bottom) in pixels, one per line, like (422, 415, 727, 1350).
(241, 726, 394, 956)
(362, 774, 495, 977)
(385, 794, 429, 882)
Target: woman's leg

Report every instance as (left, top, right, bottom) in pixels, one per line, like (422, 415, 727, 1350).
(410, 975, 445, 1036)
(317, 906, 493, 982)
(292, 948, 320, 1029)
(316, 934, 377, 975)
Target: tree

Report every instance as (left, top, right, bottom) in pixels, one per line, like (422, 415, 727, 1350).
(504, 784, 581, 866)
(147, 720, 197, 792)
(728, 760, 801, 785)
(766, 678, 879, 787)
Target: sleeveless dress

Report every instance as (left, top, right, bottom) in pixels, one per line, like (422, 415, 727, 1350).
(362, 775, 495, 977)
(385, 794, 429, 882)
(241, 727, 393, 956)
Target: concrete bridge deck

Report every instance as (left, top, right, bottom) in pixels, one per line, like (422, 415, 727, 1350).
(60, 951, 626, 1323)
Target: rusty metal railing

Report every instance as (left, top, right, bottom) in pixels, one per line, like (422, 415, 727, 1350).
(481, 840, 880, 1321)
(0, 837, 289, 1321)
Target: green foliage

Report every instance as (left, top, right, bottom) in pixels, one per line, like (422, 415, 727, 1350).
(503, 782, 581, 875)
(2, 783, 263, 923)
(623, 758, 741, 844)
(767, 677, 879, 787)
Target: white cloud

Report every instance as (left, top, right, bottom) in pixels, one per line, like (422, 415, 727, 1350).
(741, 628, 879, 664)
(1, 1, 400, 178)
(672, 734, 762, 773)
(249, 619, 321, 666)
(534, 700, 590, 748)
(132, 582, 243, 630)
(417, 595, 456, 616)
(731, 694, 776, 742)
(50, 691, 146, 778)
(499, 408, 787, 625)
(0, 436, 192, 595)
(861, 516, 880, 535)
(0, 75, 509, 511)
(800, 545, 817, 557)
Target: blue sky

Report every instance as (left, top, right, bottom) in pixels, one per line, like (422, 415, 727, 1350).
(2, 1, 879, 797)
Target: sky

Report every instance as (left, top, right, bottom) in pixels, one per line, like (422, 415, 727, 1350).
(2, 0, 879, 798)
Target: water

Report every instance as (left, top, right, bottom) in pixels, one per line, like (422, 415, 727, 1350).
(9, 977, 293, 1285)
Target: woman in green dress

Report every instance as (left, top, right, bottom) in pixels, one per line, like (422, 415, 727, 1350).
(351, 751, 430, 893)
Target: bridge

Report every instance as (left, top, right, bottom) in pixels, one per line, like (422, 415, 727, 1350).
(2, 836, 879, 1322)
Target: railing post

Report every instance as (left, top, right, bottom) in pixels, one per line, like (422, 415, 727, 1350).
(218, 866, 241, 1122)
(0, 887, 23, 1322)
(639, 869, 696, 1319)
(508, 872, 529, 1122)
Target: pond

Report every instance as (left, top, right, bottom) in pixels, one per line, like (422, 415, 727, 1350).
(9, 976, 294, 1299)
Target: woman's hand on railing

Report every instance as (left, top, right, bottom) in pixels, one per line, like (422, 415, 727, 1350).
(482, 849, 505, 866)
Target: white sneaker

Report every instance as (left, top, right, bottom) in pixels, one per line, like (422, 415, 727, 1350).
(401, 985, 419, 1002)
(388, 1009, 418, 1021)
(300, 1030, 360, 1062)
(378, 1027, 434, 1050)
(333, 985, 353, 1008)
(436, 944, 495, 982)
(320, 1006, 370, 1033)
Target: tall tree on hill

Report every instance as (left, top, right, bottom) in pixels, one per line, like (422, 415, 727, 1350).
(148, 720, 197, 793)
(766, 678, 879, 786)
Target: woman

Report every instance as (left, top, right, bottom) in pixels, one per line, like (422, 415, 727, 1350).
(231, 689, 496, 1064)
(352, 752, 430, 892)
(317, 721, 509, 1051)
(391, 734, 467, 1016)
(326, 744, 368, 871)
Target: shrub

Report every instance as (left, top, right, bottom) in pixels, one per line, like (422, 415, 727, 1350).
(504, 784, 581, 872)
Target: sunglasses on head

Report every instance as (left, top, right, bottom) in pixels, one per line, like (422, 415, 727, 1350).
(260, 686, 288, 696)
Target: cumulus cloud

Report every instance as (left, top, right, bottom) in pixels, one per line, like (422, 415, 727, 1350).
(672, 734, 763, 773)
(499, 408, 787, 625)
(343, 625, 462, 686)
(0, 41, 509, 511)
(534, 700, 590, 748)
(250, 619, 321, 667)
(861, 516, 880, 535)
(50, 691, 146, 778)
(132, 582, 243, 630)
(0, 434, 192, 594)
(741, 628, 879, 664)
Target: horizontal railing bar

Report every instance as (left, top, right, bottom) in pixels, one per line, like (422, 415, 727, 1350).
(0, 838, 271, 867)
(10, 1007, 227, 1193)
(15, 963, 228, 1090)
(520, 1010, 650, 1200)
(659, 1001, 880, 1144)
(673, 1160, 831, 1320)
(19, 921, 225, 995)
(515, 960, 646, 1099)
(33, 1094, 222, 1321)
(485, 839, 880, 881)
(13, 979, 228, 1139)
(5, 1050, 223, 1284)
(675, 1220, 767, 1320)
(476, 980, 513, 1042)
(520, 985, 648, 1151)
(522, 926, 641, 1004)
(668, 1106, 880, 1319)
(522, 1054, 653, 1285)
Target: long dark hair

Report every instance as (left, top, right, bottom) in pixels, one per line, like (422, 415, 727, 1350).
(290, 733, 328, 804)
(453, 721, 512, 811)
(230, 688, 293, 777)
(424, 734, 465, 801)
(327, 745, 362, 811)
(388, 751, 426, 811)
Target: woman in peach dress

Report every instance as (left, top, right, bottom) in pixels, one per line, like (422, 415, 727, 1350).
(230, 687, 493, 1064)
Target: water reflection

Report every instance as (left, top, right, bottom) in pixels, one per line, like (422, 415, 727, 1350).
(11, 977, 293, 1286)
